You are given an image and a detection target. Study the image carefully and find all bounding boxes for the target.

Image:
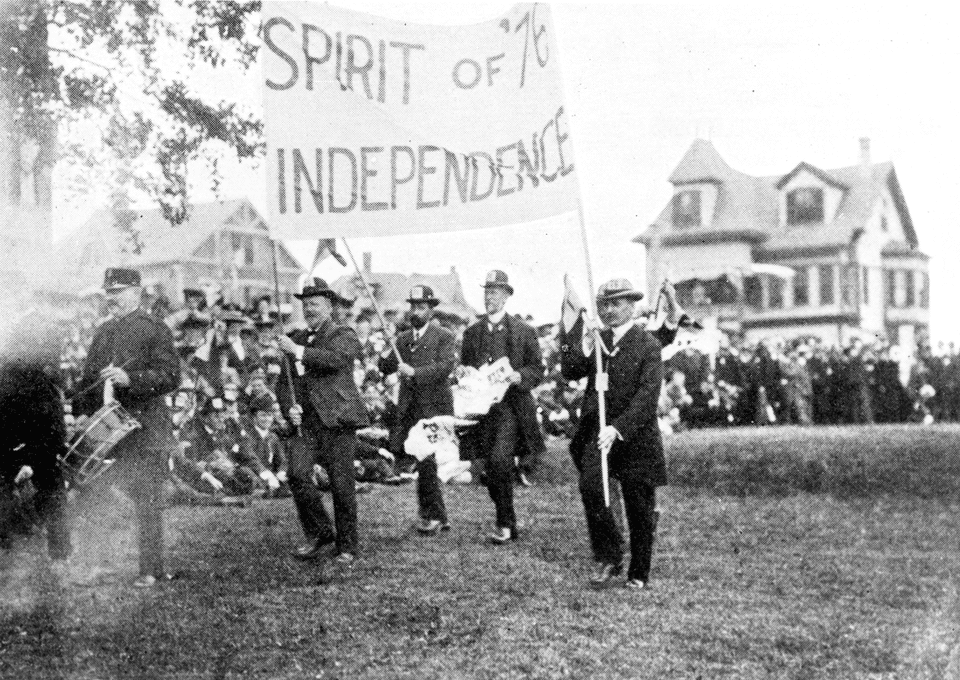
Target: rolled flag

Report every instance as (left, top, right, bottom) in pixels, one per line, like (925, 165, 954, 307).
(560, 274, 587, 349)
(311, 238, 347, 271)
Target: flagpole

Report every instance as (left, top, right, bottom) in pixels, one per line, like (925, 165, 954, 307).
(338, 238, 403, 363)
(574, 199, 611, 507)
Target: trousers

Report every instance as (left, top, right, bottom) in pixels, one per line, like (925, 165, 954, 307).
(480, 402, 519, 532)
(289, 415, 358, 556)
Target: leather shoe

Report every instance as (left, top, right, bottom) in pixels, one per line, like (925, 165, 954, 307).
(488, 526, 515, 544)
(416, 519, 443, 535)
(590, 561, 623, 587)
(625, 578, 647, 590)
(290, 535, 334, 560)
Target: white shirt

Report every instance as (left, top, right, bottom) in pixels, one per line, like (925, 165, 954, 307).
(411, 324, 427, 343)
(487, 309, 507, 330)
(610, 320, 634, 346)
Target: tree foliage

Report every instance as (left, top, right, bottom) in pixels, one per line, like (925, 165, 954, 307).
(1, 0, 264, 230)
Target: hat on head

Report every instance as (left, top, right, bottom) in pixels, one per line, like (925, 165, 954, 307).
(200, 396, 226, 416)
(183, 288, 204, 299)
(220, 308, 247, 324)
(254, 313, 280, 328)
(103, 267, 141, 291)
(482, 270, 513, 295)
(181, 312, 211, 329)
(249, 391, 276, 414)
(406, 285, 440, 307)
(596, 278, 645, 303)
(294, 277, 339, 301)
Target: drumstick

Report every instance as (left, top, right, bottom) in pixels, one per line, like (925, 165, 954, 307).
(72, 358, 134, 401)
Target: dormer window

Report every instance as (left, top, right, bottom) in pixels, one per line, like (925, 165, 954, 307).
(672, 190, 701, 227)
(787, 187, 824, 225)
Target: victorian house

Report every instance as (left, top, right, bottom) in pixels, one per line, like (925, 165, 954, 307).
(48, 198, 305, 312)
(634, 138, 929, 348)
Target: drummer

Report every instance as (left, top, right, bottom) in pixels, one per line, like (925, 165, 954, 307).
(75, 267, 180, 588)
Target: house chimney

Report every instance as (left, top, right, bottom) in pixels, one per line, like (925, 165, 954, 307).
(362, 251, 372, 273)
(859, 137, 871, 174)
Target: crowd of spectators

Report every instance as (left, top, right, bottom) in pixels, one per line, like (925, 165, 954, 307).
(39, 287, 957, 505)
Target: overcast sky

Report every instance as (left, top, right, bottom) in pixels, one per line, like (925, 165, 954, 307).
(55, 2, 960, 340)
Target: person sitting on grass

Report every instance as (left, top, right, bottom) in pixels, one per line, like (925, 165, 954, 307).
(244, 392, 290, 498)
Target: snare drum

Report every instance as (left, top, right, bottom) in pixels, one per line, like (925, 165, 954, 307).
(59, 402, 141, 487)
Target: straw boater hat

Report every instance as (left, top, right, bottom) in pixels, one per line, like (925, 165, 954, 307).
(482, 270, 513, 295)
(596, 278, 645, 302)
(294, 278, 339, 301)
(406, 285, 440, 307)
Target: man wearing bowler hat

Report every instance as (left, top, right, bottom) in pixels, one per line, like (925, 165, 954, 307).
(277, 278, 368, 564)
(379, 285, 456, 534)
(560, 278, 666, 590)
(75, 267, 180, 587)
(460, 271, 545, 543)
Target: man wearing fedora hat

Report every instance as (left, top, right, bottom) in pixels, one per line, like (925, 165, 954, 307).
(75, 267, 180, 587)
(561, 278, 666, 590)
(277, 278, 369, 563)
(460, 270, 545, 544)
(379, 285, 456, 534)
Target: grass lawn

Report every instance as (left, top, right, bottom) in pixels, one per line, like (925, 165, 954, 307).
(1, 430, 959, 679)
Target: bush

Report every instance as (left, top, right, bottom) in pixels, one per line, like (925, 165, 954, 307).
(666, 424, 960, 500)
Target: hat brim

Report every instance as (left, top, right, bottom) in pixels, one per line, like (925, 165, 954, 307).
(294, 290, 339, 301)
(597, 291, 645, 302)
(406, 298, 441, 307)
(482, 283, 514, 295)
(104, 283, 138, 292)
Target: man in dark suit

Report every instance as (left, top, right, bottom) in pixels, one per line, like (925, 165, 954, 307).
(561, 278, 666, 590)
(379, 286, 456, 534)
(76, 268, 180, 587)
(277, 279, 369, 564)
(460, 270, 544, 544)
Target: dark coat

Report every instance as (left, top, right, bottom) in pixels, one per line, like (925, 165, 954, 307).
(76, 309, 180, 451)
(379, 321, 455, 452)
(286, 320, 369, 430)
(561, 324, 666, 487)
(460, 313, 545, 460)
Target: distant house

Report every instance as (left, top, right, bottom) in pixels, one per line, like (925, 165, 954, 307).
(48, 198, 305, 311)
(330, 253, 478, 324)
(634, 138, 929, 347)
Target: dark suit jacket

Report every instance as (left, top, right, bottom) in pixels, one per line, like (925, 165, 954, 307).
(561, 324, 666, 487)
(76, 309, 180, 451)
(460, 313, 545, 459)
(286, 320, 368, 430)
(379, 321, 455, 451)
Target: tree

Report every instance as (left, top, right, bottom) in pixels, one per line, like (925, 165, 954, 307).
(0, 0, 263, 276)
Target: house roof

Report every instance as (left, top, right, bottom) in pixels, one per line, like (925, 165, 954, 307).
(44, 198, 304, 291)
(635, 139, 919, 254)
(330, 269, 478, 322)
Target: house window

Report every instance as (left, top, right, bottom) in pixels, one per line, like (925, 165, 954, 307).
(787, 187, 824, 225)
(818, 264, 834, 305)
(744, 276, 762, 307)
(841, 265, 858, 306)
(886, 270, 896, 307)
(672, 190, 701, 227)
(880, 214, 888, 232)
(793, 266, 809, 306)
(862, 266, 869, 305)
(905, 270, 915, 307)
(919, 272, 929, 309)
(768, 275, 784, 309)
(232, 233, 254, 266)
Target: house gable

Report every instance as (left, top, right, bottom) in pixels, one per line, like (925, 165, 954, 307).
(777, 166, 846, 227)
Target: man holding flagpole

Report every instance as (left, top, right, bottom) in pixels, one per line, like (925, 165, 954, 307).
(561, 279, 666, 590)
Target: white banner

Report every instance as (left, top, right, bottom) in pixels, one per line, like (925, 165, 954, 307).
(262, 2, 579, 239)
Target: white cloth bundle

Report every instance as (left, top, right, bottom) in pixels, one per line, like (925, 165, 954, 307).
(403, 415, 473, 483)
(452, 357, 514, 418)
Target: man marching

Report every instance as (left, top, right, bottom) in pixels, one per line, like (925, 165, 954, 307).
(560, 279, 666, 590)
(277, 279, 368, 564)
(75, 268, 180, 587)
(460, 271, 544, 544)
(379, 286, 456, 534)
